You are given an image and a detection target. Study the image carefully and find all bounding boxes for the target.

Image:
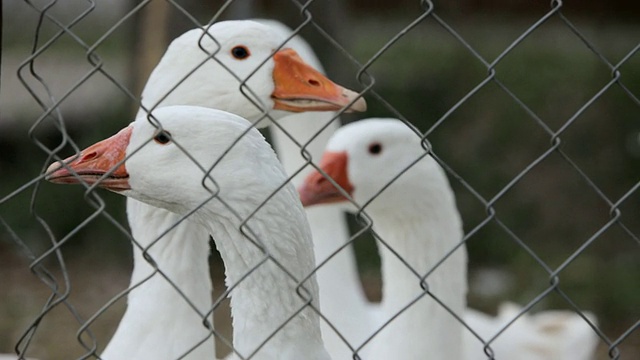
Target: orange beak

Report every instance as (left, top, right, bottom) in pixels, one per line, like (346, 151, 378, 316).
(45, 126, 133, 192)
(271, 48, 367, 113)
(298, 151, 353, 207)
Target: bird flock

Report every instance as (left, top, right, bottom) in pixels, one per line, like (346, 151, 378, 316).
(35, 19, 600, 360)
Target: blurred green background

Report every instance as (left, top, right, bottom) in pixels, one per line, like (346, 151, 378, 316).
(1, 0, 638, 359)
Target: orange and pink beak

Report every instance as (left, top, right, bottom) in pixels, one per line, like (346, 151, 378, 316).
(45, 126, 133, 191)
(298, 151, 354, 207)
(271, 49, 366, 113)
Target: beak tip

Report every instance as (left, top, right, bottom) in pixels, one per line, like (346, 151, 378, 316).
(350, 97, 367, 112)
(340, 88, 367, 113)
(44, 162, 63, 181)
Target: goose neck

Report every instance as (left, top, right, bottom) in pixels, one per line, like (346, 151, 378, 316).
(102, 198, 214, 359)
(200, 189, 329, 360)
(367, 199, 468, 359)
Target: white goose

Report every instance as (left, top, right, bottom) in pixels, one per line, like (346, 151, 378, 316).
(92, 20, 364, 359)
(298, 118, 599, 359)
(46, 106, 331, 360)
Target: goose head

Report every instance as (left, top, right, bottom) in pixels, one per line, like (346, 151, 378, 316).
(46, 106, 282, 217)
(140, 20, 366, 123)
(298, 118, 449, 216)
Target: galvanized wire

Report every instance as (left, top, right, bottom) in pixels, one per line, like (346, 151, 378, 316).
(1, 0, 638, 359)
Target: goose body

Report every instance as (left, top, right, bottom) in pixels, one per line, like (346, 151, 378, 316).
(299, 118, 598, 359)
(464, 302, 598, 359)
(70, 19, 364, 359)
(0, 355, 36, 360)
(47, 106, 330, 360)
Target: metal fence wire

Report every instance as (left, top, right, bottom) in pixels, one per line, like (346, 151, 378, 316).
(1, 0, 639, 359)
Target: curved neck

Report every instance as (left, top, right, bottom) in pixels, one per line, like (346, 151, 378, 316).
(102, 198, 214, 359)
(200, 187, 329, 360)
(271, 113, 372, 349)
(367, 188, 467, 359)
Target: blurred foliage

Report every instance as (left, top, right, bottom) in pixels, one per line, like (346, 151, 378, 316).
(0, 105, 134, 266)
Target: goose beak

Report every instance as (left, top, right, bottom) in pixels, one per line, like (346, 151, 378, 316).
(298, 151, 353, 206)
(272, 48, 367, 113)
(45, 126, 132, 192)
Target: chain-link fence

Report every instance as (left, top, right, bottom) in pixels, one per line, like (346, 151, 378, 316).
(1, 1, 639, 359)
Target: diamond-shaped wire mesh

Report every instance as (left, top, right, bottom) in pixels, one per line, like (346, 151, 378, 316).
(1, 1, 638, 359)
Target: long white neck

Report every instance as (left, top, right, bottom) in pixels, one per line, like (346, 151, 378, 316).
(271, 113, 372, 352)
(107, 107, 216, 359)
(365, 181, 467, 359)
(199, 185, 329, 360)
(102, 199, 214, 359)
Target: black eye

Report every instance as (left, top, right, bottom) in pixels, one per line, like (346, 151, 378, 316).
(154, 130, 172, 145)
(231, 45, 250, 60)
(368, 142, 383, 155)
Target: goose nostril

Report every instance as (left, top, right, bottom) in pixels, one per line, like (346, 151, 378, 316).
(308, 79, 320, 87)
(81, 151, 98, 162)
(313, 175, 326, 187)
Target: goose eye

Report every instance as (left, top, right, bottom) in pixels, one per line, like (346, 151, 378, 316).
(368, 142, 383, 155)
(153, 130, 172, 145)
(231, 45, 250, 60)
